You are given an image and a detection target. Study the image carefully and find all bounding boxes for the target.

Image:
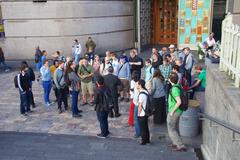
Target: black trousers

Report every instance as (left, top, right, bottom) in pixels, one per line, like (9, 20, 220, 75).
(109, 97, 120, 116)
(152, 96, 166, 124)
(185, 69, 192, 86)
(130, 69, 141, 79)
(57, 87, 68, 110)
(138, 116, 150, 144)
(29, 90, 35, 106)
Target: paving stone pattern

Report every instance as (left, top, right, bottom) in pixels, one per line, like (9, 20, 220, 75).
(0, 71, 136, 138)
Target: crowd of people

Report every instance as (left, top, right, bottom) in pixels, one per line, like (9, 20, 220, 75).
(15, 37, 207, 151)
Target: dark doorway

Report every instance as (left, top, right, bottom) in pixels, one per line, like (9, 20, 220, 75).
(212, 0, 226, 41)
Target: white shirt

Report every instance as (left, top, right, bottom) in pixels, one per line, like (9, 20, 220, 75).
(205, 37, 216, 47)
(130, 80, 135, 99)
(100, 63, 111, 76)
(133, 85, 139, 105)
(72, 43, 82, 55)
(138, 90, 148, 117)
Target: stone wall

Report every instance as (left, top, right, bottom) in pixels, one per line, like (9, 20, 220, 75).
(201, 63, 240, 160)
(0, 0, 134, 59)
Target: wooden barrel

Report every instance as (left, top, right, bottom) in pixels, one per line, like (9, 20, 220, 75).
(179, 100, 200, 137)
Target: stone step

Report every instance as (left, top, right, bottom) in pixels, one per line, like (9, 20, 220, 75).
(0, 131, 198, 160)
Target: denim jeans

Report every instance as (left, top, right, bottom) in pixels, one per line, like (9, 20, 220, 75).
(71, 91, 79, 115)
(42, 80, 52, 104)
(134, 105, 141, 137)
(75, 54, 81, 65)
(97, 111, 109, 136)
(19, 90, 30, 114)
(36, 62, 42, 71)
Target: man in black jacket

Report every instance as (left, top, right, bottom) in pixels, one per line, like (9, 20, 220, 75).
(95, 76, 110, 138)
(129, 49, 143, 79)
(103, 66, 121, 118)
(21, 61, 36, 108)
(18, 64, 31, 116)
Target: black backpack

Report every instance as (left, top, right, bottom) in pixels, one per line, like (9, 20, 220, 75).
(102, 90, 113, 112)
(139, 91, 154, 116)
(169, 85, 189, 111)
(14, 74, 20, 88)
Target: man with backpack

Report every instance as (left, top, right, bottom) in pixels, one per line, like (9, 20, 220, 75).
(137, 79, 150, 145)
(16, 64, 31, 116)
(118, 55, 130, 102)
(167, 73, 187, 151)
(94, 76, 111, 138)
(21, 61, 36, 108)
(35, 46, 42, 71)
(54, 60, 68, 113)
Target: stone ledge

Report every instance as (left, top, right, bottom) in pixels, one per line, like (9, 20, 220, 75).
(207, 63, 240, 120)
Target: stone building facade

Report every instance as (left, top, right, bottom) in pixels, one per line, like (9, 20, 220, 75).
(0, 0, 134, 59)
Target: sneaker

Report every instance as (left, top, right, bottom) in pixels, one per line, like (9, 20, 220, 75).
(96, 134, 107, 139)
(5, 69, 10, 72)
(58, 109, 63, 114)
(21, 113, 28, 117)
(89, 102, 94, 106)
(106, 131, 111, 137)
(49, 101, 55, 105)
(78, 110, 83, 113)
(172, 146, 187, 152)
(45, 102, 51, 107)
(27, 110, 33, 113)
(134, 134, 140, 138)
(73, 114, 82, 118)
(115, 114, 121, 118)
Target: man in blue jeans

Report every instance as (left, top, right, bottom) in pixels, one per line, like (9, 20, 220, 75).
(94, 76, 111, 138)
(40, 60, 52, 106)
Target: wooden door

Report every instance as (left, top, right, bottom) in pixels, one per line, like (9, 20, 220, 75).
(152, 0, 178, 44)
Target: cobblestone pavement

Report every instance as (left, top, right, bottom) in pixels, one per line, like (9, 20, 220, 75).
(0, 70, 159, 139)
(0, 70, 201, 146)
